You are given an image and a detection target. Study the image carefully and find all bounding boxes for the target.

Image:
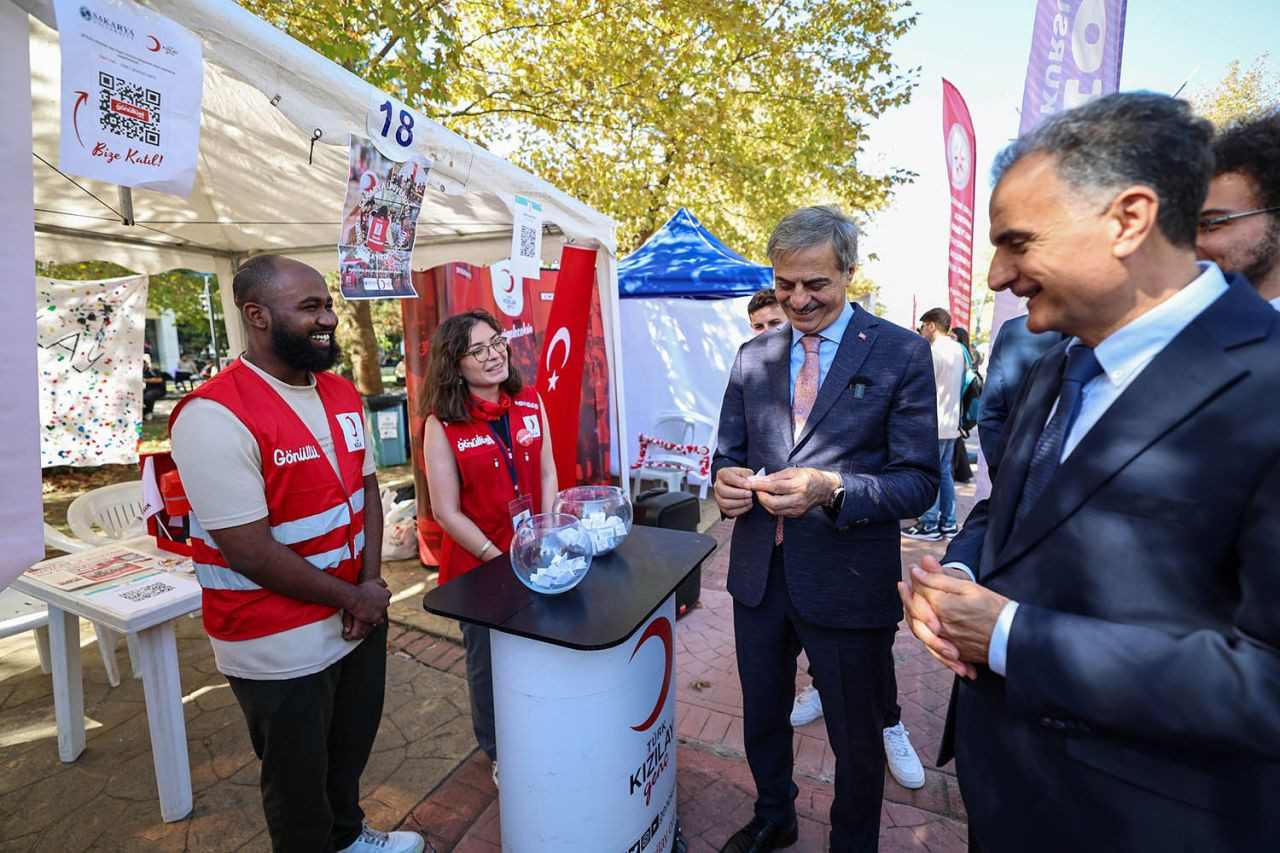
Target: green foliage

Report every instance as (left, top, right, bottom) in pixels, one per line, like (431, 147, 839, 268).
(441, 0, 919, 253)
(238, 0, 460, 99)
(846, 269, 878, 303)
(252, 0, 918, 256)
(1193, 54, 1280, 127)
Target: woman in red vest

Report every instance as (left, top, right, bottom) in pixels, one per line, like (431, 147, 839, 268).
(422, 309, 557, 787)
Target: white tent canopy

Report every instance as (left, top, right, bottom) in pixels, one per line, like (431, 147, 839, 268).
(3, 0, 628, 587)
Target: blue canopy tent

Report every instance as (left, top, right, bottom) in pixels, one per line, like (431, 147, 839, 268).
(617, 209, 773, 494)
(617, 208, 772, 299)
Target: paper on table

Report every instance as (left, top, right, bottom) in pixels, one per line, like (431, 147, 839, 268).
(25, 545, 179, 591)
(80, 570, 201, 616)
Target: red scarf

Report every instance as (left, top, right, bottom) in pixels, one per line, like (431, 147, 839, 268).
(466, 390, 512, 422)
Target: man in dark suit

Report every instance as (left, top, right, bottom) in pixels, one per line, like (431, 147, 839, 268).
(974, 315, 1063, 468)
(713, 205, 939, 852)
(901, 93, 1280, 851)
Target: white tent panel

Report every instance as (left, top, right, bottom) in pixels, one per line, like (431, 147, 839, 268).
(1, 2, 46, 587)
(619, 296, 752, 467)
(6, 0, 631, 585)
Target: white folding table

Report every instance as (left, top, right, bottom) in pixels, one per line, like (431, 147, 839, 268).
(12, 537, 202, 822)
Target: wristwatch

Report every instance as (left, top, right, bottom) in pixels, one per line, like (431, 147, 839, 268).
(825, 485, 846, 515)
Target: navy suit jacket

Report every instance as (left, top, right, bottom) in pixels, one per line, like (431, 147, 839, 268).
(976, 315, 1064, 466)
(941, 275, 1280, 851)
(712, 304, 939, 629)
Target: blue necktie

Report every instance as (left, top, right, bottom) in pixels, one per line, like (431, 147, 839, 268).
(1013, 345, 1104, 527)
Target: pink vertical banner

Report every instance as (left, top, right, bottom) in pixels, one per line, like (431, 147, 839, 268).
(942, 79, 976, 333)
(993, 0, 1128, 337)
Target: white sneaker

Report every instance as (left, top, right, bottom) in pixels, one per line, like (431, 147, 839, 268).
(337, 825, 426, 853)
(883, 722, 925, 789)
(491, 759, 499, 790)
(789, 684, 824, 726)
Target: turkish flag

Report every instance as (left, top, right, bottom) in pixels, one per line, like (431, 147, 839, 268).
(536, 245, 596, 486)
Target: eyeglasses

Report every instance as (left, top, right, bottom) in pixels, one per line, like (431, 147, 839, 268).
(1197, 206, 1280, 234)
(464, 338, 507, 362)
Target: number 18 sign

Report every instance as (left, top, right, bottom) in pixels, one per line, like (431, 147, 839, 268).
(366, 91, 422, 163)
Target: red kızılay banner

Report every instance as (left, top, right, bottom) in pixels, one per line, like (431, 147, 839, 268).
(942, 78, 976, 333)
(401, 256, 612, 566)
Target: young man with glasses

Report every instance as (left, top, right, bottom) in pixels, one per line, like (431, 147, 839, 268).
(1197, 110, 1280, 306)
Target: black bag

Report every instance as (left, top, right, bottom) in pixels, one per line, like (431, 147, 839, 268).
(959, 369, 984, 437)
(633, 487, 702, 615)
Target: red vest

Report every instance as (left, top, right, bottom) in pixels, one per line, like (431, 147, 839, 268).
(169, 359, 368, 641)
(438, 389, 544, 584)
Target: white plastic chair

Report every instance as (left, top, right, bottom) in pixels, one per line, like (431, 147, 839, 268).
(66, 481, 148, 546)
(632, 411, 719, 499)
(0, 587, 53, 675)
(64, 481, 149, 681)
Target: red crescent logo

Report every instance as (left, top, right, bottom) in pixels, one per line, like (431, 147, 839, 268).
(629, 616, 673, 732)
(146, 35, 161, 52)
(501, 269, 516, 293)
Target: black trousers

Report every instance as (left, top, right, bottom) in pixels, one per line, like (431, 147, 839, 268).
(806, 648, 901, 728)
(227, 620, 388, 853)
(459, 621, 497, 761)
(734, 548, 895, 853)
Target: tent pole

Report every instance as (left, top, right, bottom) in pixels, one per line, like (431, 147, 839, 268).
(1, 0, 46, 587)
(597, 245, 630, 491)
(212, 254, 245, 359)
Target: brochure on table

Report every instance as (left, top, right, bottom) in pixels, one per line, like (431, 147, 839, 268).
(26, 544, 199, 617)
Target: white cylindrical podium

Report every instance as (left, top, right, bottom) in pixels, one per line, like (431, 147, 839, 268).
(424, 525, 715, 853)
(492, 597, 677, 852)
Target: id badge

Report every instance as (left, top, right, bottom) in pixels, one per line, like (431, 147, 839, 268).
(509, 494, 534, 533)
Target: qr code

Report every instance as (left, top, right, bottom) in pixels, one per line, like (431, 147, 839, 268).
(98, 72, 161, 146)
(118, 580, 175, 604)
(518, 224, 537, 258)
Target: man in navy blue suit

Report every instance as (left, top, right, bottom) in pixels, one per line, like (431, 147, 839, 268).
(902, 93, 1280, 851)
(713, 205, 938, 852)
(974, 315, 1062, 467)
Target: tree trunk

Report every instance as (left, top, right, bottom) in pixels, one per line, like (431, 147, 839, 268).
(327, 275, 385, 396)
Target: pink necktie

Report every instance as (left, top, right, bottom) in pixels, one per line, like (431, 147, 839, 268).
(777, 334, 822, 545)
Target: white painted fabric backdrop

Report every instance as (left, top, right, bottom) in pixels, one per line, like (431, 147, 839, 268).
(37, 273, 148, 467)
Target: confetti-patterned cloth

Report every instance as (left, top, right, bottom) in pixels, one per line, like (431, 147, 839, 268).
(37, 274, 148, 467)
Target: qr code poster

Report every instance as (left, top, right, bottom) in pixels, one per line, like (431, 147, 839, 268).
(54, 0, 203, 197)
(337, 135, 430, 301)
(510, 194, 545, 281)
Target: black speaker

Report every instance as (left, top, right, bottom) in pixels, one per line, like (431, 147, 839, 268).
(633, 487, 702, 616)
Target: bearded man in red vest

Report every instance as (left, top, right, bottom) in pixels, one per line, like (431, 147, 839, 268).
(170, 256, 424, 853)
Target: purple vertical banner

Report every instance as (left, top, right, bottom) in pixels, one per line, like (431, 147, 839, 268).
(996, 0, 1129, 332)
(1017, 0, 1128, 136)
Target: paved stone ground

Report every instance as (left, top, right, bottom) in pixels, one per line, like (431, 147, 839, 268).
(1, 471, 974, 852)
(418, 478, 977, 853)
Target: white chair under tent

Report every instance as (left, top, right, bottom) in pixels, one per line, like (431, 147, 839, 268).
(631, 410, 719, 500)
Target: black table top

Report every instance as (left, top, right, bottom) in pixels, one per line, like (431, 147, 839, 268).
(423, 525, 717, 650)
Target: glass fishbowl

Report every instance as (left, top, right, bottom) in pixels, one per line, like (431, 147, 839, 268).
(509, 512, 594, 594)
(553, 485, 633, 555)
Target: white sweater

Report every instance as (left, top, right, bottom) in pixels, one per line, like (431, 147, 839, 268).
(931, 336, 967, 440)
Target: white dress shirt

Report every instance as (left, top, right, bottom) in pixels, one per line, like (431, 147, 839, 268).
(950, 262, 1230, 675)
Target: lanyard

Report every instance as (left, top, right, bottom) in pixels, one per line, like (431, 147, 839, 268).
(486, 416, 521, 496)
